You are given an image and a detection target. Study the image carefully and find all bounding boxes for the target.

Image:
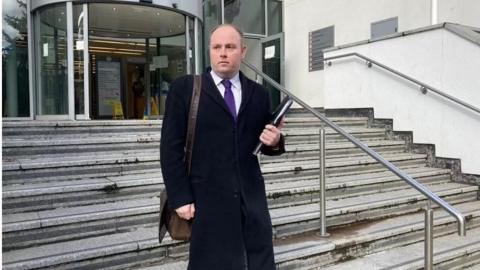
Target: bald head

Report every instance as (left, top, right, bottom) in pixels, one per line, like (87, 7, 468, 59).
(209, 24, 247, 79)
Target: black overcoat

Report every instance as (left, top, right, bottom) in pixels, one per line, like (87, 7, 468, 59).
(160, 69, 285, 270)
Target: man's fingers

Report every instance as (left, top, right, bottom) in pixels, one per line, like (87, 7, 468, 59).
(175, 203, 195, 220)
(190, 204, 195, 219)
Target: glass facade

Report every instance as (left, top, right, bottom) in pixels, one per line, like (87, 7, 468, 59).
(2, 0, 30, 117)
(2, 0, 282, 120)
(73, 4, 86, 115)
(225, 0, 265, 35)
(268, 0, 282, 36)
(35, 3, 68, 115)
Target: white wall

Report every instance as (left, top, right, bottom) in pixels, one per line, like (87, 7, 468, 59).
(284, 0, 431, 107)
(438, 0, 480, 28)
(323, 28, 480, 174)
(284, 0, 480, 107)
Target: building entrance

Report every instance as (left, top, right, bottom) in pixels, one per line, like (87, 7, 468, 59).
(31, 1, 200, 120)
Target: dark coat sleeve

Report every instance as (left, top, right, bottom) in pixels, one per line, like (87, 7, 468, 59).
(160, 76, 194, 210)
(261, 134, 285, 156)
(259, 86, 286, 156)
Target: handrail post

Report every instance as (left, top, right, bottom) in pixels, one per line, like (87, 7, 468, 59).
(425, 200, 434, 270)
(318, 127, 329, 236)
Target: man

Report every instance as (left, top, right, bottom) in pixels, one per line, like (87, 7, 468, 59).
(160, 24, 285, 270)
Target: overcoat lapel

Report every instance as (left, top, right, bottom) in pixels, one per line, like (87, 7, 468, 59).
(237, 72, 254, 118)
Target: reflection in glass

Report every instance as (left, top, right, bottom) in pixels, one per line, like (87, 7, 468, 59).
(241, 38, 261, 81)
(268, 0, 282, 35)
(36, 4, 68, 115)
(203, 0, 221, 66)
(189, 17, 195, 74)
(152, 34, 187, 115)
(2, 0, 30, 117)
(73, 4, 85, 114)
(225, 0, 265, 35)
(87, 3, 187, 119)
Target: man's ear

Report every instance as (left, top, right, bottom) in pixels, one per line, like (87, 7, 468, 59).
(241, 45, 247, 59)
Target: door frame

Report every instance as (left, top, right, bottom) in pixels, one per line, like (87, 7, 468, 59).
(260, 32, 285, 100)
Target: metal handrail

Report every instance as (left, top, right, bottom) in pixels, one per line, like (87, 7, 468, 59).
(242, 60, 466, 237)
(324, 52, 480, 115)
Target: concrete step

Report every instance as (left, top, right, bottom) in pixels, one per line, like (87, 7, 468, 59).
(2, 164, 161, 185)
(2, 121, 162, 136)
(2, 150, 426, 189)
(1, 117, 366, 136)
(2, 135, 161, 156)
(2, 198, 160, 251)
(275, 201, 480, 270)
(266, 167, 452, 208)
(283, 127, 387, 144)
(2, 166, 450, 215)
(320, 224, 480, 270)
(263, 140, 406, 161)
(2, 149, 160, 171)
(261, 153, 428, 179)
(270, 182, 478, 238)
(3, 181, 476, 252)
(282, 117, 368, 128)
(9, 201, 477, 270)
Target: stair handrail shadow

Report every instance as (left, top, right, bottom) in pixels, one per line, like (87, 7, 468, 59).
(242, 59, 466, 270)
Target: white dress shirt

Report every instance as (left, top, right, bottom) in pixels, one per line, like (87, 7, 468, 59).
(210, 70, 242, 114)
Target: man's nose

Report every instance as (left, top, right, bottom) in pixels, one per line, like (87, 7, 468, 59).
(219, 47, 227, 57)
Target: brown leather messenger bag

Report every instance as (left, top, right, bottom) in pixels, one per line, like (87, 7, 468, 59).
(159, 75, 202, 243)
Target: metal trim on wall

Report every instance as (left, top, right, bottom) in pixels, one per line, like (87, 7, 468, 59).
(264, 0, 268, 37)
(67, 2, 75, 120)
(34, 9, 43, 116)
(221, 0, 225, 24)
(194, 17, 200, 75)
(186, 16, 191, 74)
(27, 0, 35, 119)
(83, 3, 90, 119)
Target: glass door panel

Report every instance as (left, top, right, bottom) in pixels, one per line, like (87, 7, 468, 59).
(36, 3, 68, 115)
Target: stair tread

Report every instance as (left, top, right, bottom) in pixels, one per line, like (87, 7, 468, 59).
(269, 182, 477, 225)
(2, 150, 423, 172)
(21, 201, 478, 270)
(261, 152, 427, 173)
(2, 166, 448, 199)
(266, 167, 451, 193)
(4, 182, 475, 233)
(283, 140, 405, 151)
(3, 134, 161, 147)
(2, 198, 159, 232)
(321, 225, 480, 270)
(283, 127, 385, 135)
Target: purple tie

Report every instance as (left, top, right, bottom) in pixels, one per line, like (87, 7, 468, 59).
(221, 79, 237, 121)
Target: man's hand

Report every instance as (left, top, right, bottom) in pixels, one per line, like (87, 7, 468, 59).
(175, 203, 195, 220)
(260, 117, 285, 147)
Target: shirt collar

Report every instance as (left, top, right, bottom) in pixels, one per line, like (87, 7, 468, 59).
(210, 70, 241, 90)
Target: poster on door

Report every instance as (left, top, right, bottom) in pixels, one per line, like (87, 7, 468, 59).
(97, 60, 121, 116)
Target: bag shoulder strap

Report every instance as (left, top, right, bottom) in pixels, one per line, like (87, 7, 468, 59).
(185, 75, 202, 175)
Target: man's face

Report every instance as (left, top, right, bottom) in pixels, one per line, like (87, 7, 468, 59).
(209, 26, 246, 79)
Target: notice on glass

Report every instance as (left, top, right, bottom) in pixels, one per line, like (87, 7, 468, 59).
(97, 60, 121, 116)
(264, 46, 275, 59)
